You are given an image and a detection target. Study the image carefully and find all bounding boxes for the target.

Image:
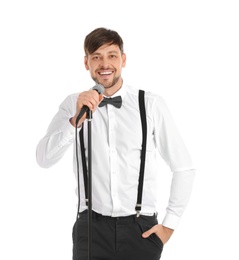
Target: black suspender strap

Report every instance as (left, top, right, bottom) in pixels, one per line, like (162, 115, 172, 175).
(78, 89, 147, 216)
(135, 90, 147, 217)
(79, 123, 88, 206)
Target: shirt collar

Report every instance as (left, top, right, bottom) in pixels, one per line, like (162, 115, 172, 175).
(104, 82, 127, 99)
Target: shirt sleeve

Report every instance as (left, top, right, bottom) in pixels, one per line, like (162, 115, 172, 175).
(152, 96, 196, 229)
(36, 93, 78, 168)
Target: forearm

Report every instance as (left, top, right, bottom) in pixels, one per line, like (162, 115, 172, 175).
(36, 120, 75, 168)
(162, 169, 196, 229)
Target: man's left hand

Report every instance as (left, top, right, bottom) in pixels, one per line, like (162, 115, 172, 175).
(142, 224, 174, 244)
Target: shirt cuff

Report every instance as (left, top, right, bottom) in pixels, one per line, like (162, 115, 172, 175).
(161, 213, 181, 230)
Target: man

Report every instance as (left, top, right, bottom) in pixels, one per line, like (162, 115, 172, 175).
(36, 27, 195, 260)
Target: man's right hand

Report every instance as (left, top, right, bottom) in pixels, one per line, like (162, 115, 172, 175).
(70, 90, 103, 127)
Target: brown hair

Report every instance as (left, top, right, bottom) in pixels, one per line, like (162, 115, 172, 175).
(84, 27, 124, 55)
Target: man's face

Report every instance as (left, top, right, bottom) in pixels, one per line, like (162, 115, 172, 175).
(84, 44, 126, 90)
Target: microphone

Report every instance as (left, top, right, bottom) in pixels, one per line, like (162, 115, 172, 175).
(75, 84, 104, 126)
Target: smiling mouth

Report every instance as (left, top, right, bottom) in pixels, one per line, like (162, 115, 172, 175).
(98, 71, 113, 76)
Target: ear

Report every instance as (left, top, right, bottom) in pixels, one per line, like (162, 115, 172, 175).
(122, 53, 126, 68)
(84, 56, 89, 70)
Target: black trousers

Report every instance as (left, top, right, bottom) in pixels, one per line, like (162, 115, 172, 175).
(72, 211, 163, 260)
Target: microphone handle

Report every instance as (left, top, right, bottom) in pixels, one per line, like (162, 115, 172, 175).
(75, 105, 89, 126)
(75, 84, 104, 126)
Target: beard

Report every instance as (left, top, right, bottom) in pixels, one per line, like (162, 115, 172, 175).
(92, 75, 121, 89)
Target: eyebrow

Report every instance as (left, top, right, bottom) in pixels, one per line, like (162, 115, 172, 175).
(92, 51, 119, 55)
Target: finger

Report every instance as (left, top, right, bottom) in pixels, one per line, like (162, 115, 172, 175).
(99, 94, 104, 103)
(81, 99, 95, 110)
(78, 95, 96, 111)
(84, 91, 101, 109)
(142, 226, 158, 238)
(89, 92, 104, 110)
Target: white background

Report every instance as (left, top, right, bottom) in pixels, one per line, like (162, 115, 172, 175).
(0, 0, 238, 259)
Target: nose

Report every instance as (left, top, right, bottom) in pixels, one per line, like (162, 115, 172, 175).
(99, 57, 110, 68)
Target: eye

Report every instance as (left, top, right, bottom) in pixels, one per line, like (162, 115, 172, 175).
(109, 55, 117, 59)
(92, 55, 100, 60)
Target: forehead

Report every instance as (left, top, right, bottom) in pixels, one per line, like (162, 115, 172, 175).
(91, 43, 121, 55)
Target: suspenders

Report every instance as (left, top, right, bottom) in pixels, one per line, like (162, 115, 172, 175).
(135, 90, 147, 216)
(78, 90, 147, 216)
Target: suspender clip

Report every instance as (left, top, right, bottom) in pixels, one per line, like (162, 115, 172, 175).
(135, 203, 142, 217)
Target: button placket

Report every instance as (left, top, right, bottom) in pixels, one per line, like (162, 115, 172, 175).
(107, 105, 120, 214)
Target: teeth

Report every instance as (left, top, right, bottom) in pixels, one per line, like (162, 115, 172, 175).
(100, 71, 112, 75)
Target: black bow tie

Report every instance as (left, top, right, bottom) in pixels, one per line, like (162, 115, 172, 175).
(99, 96, 122, 108)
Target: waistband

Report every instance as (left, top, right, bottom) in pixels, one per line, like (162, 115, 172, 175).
(79, 210, 157, 223)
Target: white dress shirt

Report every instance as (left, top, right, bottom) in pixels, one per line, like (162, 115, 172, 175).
(36, 83, 195, 229)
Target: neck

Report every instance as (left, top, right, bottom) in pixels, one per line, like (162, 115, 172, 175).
(103, 78, 123, 97)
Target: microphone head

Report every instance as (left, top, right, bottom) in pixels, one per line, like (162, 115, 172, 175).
(92, 84, 104, 94)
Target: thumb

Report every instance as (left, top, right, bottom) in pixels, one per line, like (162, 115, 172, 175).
(142, 226, 157, 238)
(99, 94, 104, 103)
